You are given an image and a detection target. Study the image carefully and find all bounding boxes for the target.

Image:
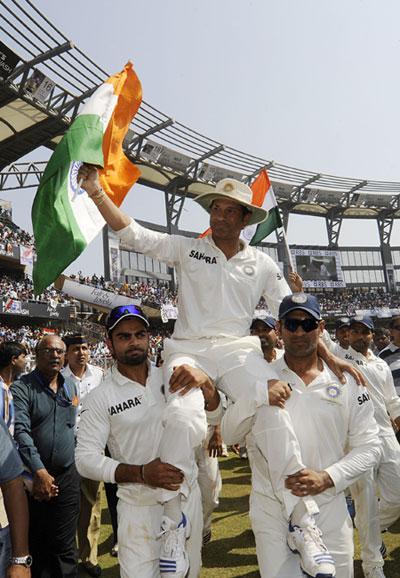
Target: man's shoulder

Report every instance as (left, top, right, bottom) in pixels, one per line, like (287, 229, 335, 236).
(380, 343, 399, 360)
(87, 363, 104, 378)
(11, 370, 36, 390)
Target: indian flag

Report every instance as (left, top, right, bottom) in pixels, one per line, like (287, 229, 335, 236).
(32, 62, 142, 295)
(241, 169, 283, 246)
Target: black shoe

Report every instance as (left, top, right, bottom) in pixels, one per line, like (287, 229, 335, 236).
(80, 562, 102, 577)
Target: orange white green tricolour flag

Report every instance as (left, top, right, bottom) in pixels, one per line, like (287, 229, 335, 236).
(32, 62, 142, 294)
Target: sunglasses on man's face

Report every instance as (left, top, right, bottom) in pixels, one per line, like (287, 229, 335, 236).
(283, 317, 320, 333)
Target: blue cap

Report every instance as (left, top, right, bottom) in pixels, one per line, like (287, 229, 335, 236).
(349, 315, 374, 331)
(251, 316, 276, 330)
(106, 304, 149, 334)
(278, 293, 321, 320)
(335, 317, 350, 330)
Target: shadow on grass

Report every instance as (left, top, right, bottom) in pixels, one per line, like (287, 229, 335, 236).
(202, 528, 258, 570)
(79, 566, 119, 578)
(217, 494, 249, 514)
(218, 457, 251, 472)
(223, 474, 253, 487)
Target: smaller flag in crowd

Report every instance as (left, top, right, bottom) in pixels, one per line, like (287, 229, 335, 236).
(241, 169, 282, 245)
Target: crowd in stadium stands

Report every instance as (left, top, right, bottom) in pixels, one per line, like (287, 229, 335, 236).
(1, 275, 71, 304)
(316, 288, 400, 315)
(0, 323, 168, 367)
(70, 272, 178, 307)
(3, 272, 400, 316)
(0, 216, 34, 247)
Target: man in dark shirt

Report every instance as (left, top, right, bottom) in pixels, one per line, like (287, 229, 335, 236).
(12, 336, 80, 578)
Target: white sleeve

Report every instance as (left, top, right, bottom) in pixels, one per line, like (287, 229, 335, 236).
(382, 365, 400, 421)
(75, 390, 119, 483)
(115, 218, 183, 267)
(324, 383, 381, 493)
(221, 383, 269, 445)
(261, 257, 291, 319)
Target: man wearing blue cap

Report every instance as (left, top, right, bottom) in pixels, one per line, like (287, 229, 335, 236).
(75, 305, 221, 578)
(337, 316, 400, 578)
(222, 294, 381, 578)
(250, 317, 283, 363)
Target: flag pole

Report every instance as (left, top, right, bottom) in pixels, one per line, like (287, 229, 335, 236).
(270, 186, 294, 271)
(282, 226, 294, 271)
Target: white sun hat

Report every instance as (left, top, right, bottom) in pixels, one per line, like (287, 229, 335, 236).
(194, 178, 269, 226)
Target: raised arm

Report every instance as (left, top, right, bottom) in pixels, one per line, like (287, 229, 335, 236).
(78, 164, 131, 231)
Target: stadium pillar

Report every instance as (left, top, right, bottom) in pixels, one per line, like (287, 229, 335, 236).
(164, 177, 188, 291)
(326, 209, 343, 247)
(378, 214, 396, 291)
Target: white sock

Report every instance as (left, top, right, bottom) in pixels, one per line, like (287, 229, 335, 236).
(164, 495, 182, 528)
(291, 500, 314, 528)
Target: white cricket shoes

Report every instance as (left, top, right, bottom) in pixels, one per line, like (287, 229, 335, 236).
(287, 520, 336, 578)
(159, 513, 190, 577)
(364, 568, 386, 578)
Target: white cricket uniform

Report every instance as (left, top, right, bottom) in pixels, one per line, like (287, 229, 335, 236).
(221, 358, 381, 578)
(335, 346, 400, 571)
(61, 363, 103, 431)
(75, 364, 218, 578)
(195, 425, 222, 539)
(116, 219, 306, 509)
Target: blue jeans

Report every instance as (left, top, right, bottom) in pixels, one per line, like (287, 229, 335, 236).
(0, 525, 11, 578)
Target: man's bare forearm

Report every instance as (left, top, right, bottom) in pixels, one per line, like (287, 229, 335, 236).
(2, 477, 30, 556)
(90, 189, 131, 232)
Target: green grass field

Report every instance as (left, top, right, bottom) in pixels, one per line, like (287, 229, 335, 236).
(80, 453, 400, 577)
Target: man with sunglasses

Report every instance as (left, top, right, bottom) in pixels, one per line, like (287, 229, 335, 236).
(11, 336, 80, 578)
(221, 294, 381, 578)
(75, 305, 221, 578)
(78, 166, 359, 577)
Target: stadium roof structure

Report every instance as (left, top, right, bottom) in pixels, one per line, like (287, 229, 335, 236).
(0, 0, 399, 247)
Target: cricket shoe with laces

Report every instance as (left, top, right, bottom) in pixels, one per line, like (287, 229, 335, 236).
(159, 513, 190, 577)
(287, 520, 336, 578)
(363, 567, 386, 578)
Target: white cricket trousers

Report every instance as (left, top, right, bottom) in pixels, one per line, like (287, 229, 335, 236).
(117, 483, 202, 578)
(159, 336, 307, 515)
(351, 434, 400, 571)
(195, 426, 222, 537)
(250, 491, 354, 578)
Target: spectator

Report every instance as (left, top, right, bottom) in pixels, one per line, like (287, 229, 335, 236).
(62, 335, 103, 578)
(373, 327, 391, 353)
(0, 417, 32, 577)
(12, 336, 80, 578)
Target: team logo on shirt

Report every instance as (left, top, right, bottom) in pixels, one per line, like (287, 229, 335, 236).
(326, 385, 341, 398)
(189, 250, 217, 264)
(108, 396, 143, 416)
(243, 265, 255, 276)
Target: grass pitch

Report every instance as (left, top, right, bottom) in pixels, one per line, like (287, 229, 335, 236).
(80, 453, 400, 577)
